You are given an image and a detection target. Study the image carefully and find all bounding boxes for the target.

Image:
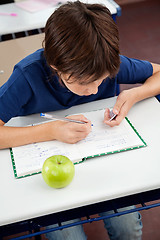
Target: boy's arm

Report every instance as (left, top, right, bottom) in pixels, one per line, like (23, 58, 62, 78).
(135, 63, 160, 100)
(104, 62, 160, 126)
(0, 115, 92, 149)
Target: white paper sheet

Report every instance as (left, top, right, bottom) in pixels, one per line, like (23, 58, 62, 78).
(11, 109, 146, 177)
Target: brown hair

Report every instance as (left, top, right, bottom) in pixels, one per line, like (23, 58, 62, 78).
(44, 1, 120, 84)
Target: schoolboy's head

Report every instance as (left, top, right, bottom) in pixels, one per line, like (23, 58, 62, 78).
(44, 1, 120, 91)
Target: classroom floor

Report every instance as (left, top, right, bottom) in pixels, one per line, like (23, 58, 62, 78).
(84, 0, 160, 239)
(2, 0, 160, 239)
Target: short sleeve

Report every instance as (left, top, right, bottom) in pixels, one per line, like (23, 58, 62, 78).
(0, 66, 33, 123)
(117, 55, 153, 84)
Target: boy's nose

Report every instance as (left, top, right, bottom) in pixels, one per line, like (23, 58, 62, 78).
(86, 81, 99, 94)
(88, 86, 98, 95)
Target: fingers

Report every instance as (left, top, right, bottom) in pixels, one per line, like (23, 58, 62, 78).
(106, 114, 124, 127)
(104, 108, 110, 122)
(66, 114, 92, 130)
(112, 96, 122, 117)
(61, 122, 91, 144)
(53, 114, 92, 144)
(66, 114, 90, 124)
(104, 108, 119, 127)
(67, 130, 91, 144)
(104, 89, 136, 127)
(104, 108, 119, 124)
(104, 94, 128, 127)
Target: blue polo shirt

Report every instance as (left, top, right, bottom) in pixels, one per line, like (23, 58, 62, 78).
(0, 49, 153, 123)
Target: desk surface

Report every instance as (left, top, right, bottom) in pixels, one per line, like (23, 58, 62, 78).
(0, 0, 119, 35)
(0, 96, 160, 226)
(0, 33, 44, 87)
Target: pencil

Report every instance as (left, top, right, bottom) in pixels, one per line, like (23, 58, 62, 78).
(40, 113, 89, 124)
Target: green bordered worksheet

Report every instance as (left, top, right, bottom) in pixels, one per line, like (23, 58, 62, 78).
(10, 109, 146, 179)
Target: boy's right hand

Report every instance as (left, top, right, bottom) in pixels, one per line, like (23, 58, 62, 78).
(47, 114, 92, 144)
(0, 115, 91, 149)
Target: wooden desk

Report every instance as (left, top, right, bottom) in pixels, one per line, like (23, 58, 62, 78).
(0, 33, 44, 87)
(0, 0, 121, 35)
(0, 96, 160, 232)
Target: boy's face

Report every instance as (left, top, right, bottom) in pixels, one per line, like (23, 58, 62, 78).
(59, 72, 109, 96)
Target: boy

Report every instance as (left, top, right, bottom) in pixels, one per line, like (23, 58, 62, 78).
(0, 1, 160, 239)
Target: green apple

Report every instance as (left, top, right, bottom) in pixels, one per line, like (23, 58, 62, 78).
(42, 155, 75, 188)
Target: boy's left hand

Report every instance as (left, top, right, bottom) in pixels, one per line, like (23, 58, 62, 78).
(104, 88, 138, 126)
